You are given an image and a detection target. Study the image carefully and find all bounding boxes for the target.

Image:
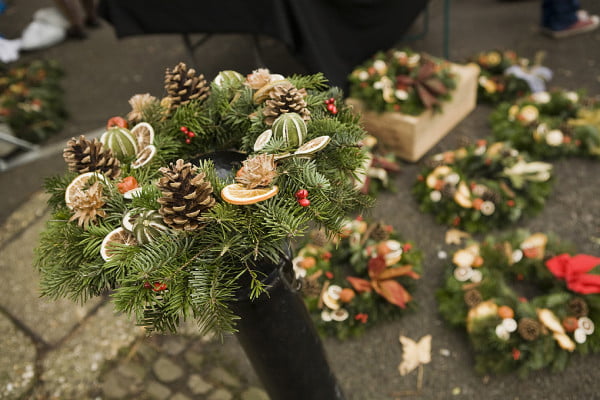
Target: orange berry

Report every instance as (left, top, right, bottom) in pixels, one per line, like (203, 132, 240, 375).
(498, 305, 514, 319)
(339, 288, 355, 303)
(299, 257, 316, 269)
(472, 198, 484, 210)
(472, 255, 484, 267)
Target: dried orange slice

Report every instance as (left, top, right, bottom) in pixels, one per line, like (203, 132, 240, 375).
(131, 144, 156, 169)
(130, 122, 154, 149)
(65, 172, 107, 209)
(221, 183, 278, 205)
(294, 135, 331, 156)
(100, 227, 138, 261)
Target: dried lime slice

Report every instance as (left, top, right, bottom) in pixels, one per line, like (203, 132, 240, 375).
(65, 172, 107, 209)
(130, 122, 155, 149)
(294, 136, 331, 156)
(254, 129, 273, 152)
(131, 145, 156, 169)
(100, 227, 137, 261)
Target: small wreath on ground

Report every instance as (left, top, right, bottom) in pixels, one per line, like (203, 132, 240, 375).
(490, 89, 600, 158)
(413, 141, 553, 233)
(437, 230, 600, 376)
(294, 217, 422, 339)
(348, 48, 456, 115)
(0, 59, 68, 144)
(473, 50, 551, 105)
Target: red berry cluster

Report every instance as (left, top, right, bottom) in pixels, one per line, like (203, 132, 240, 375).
(324, 97, 338, 115)
(144, 281, 168, 292)
(180, 126, 196, 144)
(295, 189, 310, 207)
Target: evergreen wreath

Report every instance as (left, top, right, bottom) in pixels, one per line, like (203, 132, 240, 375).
(348, 48, 456, 115)
(413, 141, 553, 233)
(0, 59, 68, 144)
(294, 217, 422, 339)
(473, 50, 550, 105)
(490, 89, 600, 159)
(437, 230, 600, 376)
(35, 64, 372, 337)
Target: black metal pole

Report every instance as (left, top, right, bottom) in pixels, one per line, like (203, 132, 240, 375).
(230, 254, 346, 400)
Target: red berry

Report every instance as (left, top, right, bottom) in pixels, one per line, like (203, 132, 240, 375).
(295, 189, 309, 199)
(298, 198, 311, 207)
(143, 282, 152, 289)
(187, 131, 196, 138)
(330, 106, 338, 115)
(152, 282, 167, 292)
(180, 126, 189, 133)
(185, 138, 191, 144)
(325, 271, 334, 279)
(327, 104, 335, 112)
(329, 97, 335, 103)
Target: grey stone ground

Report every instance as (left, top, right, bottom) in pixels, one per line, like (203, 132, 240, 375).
(1, 0, 600, 399)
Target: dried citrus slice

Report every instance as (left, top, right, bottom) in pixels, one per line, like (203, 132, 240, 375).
(65, 172, 107, 209)
(131, 144, 156, 169)
(253, 129, 272, 151)
(294, 135, 331, 156)
(130, 122, 154, 149)
(100, 227, 138, 261)
(221, 183, 279, 205)
(123, 187, 144, 199)
(253, 79, 288, 104)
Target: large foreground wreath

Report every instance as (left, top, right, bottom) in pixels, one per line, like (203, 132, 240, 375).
(437, 231, 600, 376)
(413, 141, 553, 233)
(490, 89, 600, 159)
(35, 64, 371, 336)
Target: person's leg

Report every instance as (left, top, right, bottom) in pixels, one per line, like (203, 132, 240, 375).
(53, 0, 86, 38)
(541, 0, 579, 31)
(80, 0, 99, 27)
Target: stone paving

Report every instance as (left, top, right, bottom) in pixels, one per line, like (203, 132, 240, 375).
(0, 193, 268, 400)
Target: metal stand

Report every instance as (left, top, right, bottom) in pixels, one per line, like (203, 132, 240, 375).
(230, 252, 346, 400)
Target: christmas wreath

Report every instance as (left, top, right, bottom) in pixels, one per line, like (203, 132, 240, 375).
(437, 230, 600, 376)
(473, 50, 551, 105)
(0, 59, 68, 144)
(294, 217, 422, 339)
(348, 48, 456, 115)
(35, 64, 372, 336)
(413, 141, 553, 233)
(490, 89, 600, 159)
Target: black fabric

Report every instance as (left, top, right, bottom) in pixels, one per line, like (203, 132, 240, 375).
(98, 0, 428, 88)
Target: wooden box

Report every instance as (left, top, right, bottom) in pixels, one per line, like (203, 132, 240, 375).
(347, 63, 480, 162)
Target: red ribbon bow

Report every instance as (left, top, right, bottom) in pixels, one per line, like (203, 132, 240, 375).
(546, 253, 600, 294)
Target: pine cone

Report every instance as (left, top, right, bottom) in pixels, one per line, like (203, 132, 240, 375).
(164, 62, 210, 114)
(263, 82, 310, 126)
(567, 297, 589, 318)
(518, 317, 541, 341)
(481, 189, 501, 204)
(235, 154, 277, 189)
(63, 135, 121, 179)
(369, 222, 390, 242)
(441, 183, 457, 198)
(127, 93, 158, 124)
(463, 289, 483, 308)
(156, 159, 216, 231)
(310, 229, 329, 247)
(68, 181, 107, 228)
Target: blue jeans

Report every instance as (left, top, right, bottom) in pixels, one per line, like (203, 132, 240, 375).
(542, 0, 579, 31)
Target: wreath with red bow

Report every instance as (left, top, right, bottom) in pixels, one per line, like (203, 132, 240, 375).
(437, 230, 600, 376)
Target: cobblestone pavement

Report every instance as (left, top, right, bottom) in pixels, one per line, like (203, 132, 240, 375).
(0, 193, 268, 400)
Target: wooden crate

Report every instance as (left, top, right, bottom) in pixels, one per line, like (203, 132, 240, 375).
(347, 63, 480, 162)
